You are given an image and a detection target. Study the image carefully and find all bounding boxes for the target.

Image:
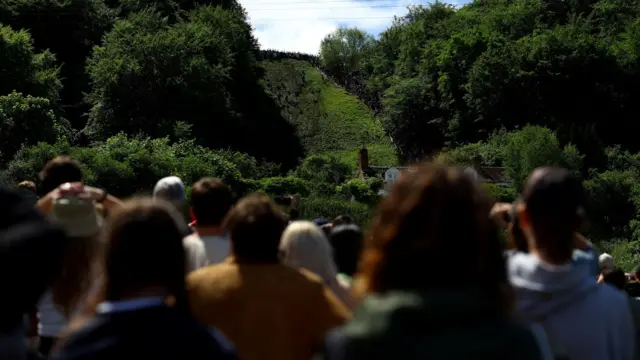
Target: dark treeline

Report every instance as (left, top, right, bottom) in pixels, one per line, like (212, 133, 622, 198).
(259, 50, 319, 65)
(0, 0, 305, 170)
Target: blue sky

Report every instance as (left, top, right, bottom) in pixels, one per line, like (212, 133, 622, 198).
(239, 0, 460, 54)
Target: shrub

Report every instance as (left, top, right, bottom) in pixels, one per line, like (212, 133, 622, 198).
(3, 141, 73, 189)
(259, 176, 311, 196)
(294, 155, 354, 185)
(337, 178, 378, 205)
(483, 183, 516, 203)
(298, 197, 373, 226)
(216, 149, 281, 179)
(4, 134, 243, 198)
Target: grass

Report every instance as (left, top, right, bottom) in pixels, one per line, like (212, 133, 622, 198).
(261, 59, 397, 169)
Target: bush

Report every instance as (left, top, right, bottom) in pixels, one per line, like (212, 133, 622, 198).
(216, 149, 281, 179)
(3, 141, 73, 189)
(4, 134, 243, 198)
(337, 178, 378, 205)
(298, 196, 373, 226)
(259, 176, 311, 196)
(483, 183, 516, 203)
(294, 155, 354, 185)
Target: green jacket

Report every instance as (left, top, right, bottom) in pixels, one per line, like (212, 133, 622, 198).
(324, 289, 551, 360)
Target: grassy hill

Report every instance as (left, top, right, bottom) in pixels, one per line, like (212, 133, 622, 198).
(261, 59, 396, 169)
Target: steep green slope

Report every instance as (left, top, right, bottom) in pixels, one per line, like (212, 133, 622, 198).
(261, 59, 396, 168)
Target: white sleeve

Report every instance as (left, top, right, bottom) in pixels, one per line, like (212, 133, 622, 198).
(183, 236, 208, 273)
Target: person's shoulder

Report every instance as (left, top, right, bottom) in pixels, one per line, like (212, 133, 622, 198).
(592, 283, 631, 311)
(294, 267, 328, 287)
(187, 261, 237, 286)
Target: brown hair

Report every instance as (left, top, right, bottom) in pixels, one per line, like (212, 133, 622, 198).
(17, 180, 36, 193)
(90, 198, 189, 312)
(359, 164, 511, 310)
(190, 177, 232, 226)
(223, 194, 288, 263)
(51, 235, 100, 317)
(40, 156, 83, 195)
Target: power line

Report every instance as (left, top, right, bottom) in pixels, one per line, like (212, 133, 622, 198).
(250, 4, 409, 10)
(242, 0, 420, 5)
(249, 16, 397, 20)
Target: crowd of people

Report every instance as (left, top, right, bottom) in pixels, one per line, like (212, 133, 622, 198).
(1, 155, 639, 360)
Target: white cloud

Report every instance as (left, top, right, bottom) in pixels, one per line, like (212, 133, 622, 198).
(239, 0, 415, 54)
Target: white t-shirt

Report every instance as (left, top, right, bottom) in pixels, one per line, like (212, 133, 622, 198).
(201, 234, 231, 265)
(183, 234, 230, 266)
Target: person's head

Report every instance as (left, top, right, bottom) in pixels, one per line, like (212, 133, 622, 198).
(223, 194, 288, 264)
(517, 167, 585, 264)
(17, 181, 36, 194)
(190, 178, 232, 227)
(360, 163, 508, 308)
(280, 221, 338, 284)
(329, 224, 363, 276)
(40, 156, 83, 196)
(599, 253, 616, 275)
(153, 176, 188, 221)
(95, 198, 189, 311)
(332, 215, 353, 227)
(603, 268, 627, 291)
(49, 197, 103, 316)
(153, 176, 185, 204)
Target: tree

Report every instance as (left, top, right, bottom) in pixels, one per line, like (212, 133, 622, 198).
(320, 27, 375, 87)
(0, 92, 70, 163)
(85, 7, 302, 168)
(0, 26, 66, 163)
(0, 0, 116, 127)
(0, 25, 60, 101)
(503, 126, 582, 190)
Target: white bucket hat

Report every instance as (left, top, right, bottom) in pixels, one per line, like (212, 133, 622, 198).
(50, 197, 103, 238)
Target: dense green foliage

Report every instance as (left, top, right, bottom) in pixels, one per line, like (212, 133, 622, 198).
(261, 59, 396, 168)
(8, 0, 640, 244)
(0, 0, 397, 225)
(322, 0, 640, 168)
(0, 0, 115, 126)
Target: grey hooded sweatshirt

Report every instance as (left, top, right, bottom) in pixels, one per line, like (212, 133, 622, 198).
(508, 252, 635, 360)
